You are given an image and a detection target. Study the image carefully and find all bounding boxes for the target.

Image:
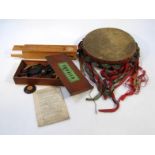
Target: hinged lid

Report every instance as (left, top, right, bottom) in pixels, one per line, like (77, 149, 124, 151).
(46, 54, 93, 95)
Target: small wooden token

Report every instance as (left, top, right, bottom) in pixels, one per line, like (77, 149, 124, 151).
(24, 85, 36, 94)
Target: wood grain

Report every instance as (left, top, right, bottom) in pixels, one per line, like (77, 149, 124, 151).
(12, 44, 77, 59)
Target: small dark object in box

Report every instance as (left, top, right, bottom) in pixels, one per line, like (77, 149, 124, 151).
(14, 60, 62, 86)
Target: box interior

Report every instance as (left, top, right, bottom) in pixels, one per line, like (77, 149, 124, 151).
(14, 60, 59, 80)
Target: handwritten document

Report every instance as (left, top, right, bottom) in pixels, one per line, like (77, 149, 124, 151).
(33, 87, 69, 127)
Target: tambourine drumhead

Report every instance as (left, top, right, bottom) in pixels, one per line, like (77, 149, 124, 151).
(83, 28, 137, 62)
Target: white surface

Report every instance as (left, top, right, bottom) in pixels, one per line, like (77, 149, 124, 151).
(0, 20, 154, 135)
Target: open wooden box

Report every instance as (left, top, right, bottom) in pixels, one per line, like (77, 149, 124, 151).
(14, 54, 93, 95)
(14, 60, 63, 86)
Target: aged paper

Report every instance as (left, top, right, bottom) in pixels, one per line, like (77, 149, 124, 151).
(33, 87, 69, 127)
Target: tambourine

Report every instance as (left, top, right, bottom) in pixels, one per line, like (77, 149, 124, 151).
(78, 28, 148, 112)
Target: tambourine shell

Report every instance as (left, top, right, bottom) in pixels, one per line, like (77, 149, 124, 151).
(83, 28, 137, 63)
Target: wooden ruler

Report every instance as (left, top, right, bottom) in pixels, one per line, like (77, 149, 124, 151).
(11, 44, 77, 59)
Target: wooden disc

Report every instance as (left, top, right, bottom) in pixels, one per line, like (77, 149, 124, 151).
(24, 85, 36, 94)
(83, 28, 137, 62)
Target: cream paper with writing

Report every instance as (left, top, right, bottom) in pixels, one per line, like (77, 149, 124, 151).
(33, 87, 69, 127)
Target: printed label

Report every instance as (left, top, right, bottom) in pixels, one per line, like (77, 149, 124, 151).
(58, 62, 80, 83)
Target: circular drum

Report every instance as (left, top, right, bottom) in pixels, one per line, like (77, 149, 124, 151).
(83, 28, 137, 63)
(78, 28, 147, 112)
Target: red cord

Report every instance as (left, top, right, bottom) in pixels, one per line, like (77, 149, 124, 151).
(78, 42, 148, 112)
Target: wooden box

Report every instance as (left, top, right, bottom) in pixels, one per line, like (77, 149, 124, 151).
(14, 60, 63, 86)
(46, 54, 93, 95)
(14, 54, 93, 95)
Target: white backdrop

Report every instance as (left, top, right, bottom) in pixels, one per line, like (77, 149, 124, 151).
(0, 20, 154, 134)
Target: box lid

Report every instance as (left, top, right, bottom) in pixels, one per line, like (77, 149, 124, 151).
(46, 54, 93, 95)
